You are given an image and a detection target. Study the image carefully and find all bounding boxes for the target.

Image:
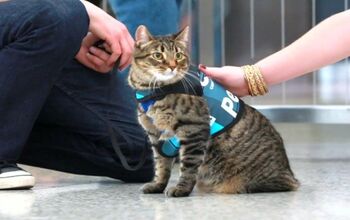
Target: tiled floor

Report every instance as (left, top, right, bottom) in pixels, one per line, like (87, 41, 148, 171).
(0, 124, 349, 220)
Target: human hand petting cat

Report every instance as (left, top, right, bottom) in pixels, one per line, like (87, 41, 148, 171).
(76, 0, 134, 73)
(199, 65, 249, 97)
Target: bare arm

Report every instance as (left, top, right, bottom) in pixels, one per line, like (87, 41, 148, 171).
(257, 10, 350, 85)
(200, 10, 350, 96)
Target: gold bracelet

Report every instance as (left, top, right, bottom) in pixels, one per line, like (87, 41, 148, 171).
(251, 65, 269, 95)
(241, 65, 268, 96)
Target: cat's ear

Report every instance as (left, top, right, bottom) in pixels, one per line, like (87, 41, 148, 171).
(174, 26, 189, 43)
(135, 25, 153, 46)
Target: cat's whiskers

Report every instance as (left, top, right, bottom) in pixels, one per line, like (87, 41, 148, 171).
(182, 76, 196, 95)
(185, 70, 201, 80)
(180, 71, 200, 94)
(178, 71, 191, 93)
(180, 78, 189, 94)
(187, 69, 202, 79)
(148, 76, 156, 91)
(152, 76, 158, 92)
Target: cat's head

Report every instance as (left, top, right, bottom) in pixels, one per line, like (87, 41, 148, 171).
(128, 25, 190, 90)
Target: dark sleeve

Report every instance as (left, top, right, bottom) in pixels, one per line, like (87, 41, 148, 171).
(55, 0, 90, 49)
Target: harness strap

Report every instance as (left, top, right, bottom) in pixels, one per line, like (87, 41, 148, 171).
(134, 65, 245, 158)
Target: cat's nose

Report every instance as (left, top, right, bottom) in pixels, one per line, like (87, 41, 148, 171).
(169, 66, 176, 71)
(169, 60, 176, 71)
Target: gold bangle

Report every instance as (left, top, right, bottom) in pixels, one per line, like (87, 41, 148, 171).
(251, 65, 268, 95)
(242, 65, 258, 96)
(241, 65, 268, 96)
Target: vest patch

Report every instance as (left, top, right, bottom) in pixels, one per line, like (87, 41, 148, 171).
(135, 65, 244, 158)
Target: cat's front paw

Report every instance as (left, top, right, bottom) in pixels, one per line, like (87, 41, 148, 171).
(165, 186, 191, 197)
(141, 182, 167, 194)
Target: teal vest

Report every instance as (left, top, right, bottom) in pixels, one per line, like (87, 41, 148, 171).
(135, 65, 244, 158)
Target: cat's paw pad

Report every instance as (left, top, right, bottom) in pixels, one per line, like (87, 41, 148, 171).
(165, 186, 191, 197)
(141, 182, 166, 194)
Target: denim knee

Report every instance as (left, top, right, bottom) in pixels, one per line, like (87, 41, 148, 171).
(25, 0, 89, 57)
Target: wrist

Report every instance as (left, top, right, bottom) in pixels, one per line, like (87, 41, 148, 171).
(240, 64, 269, 96)
(234, 67, 250, 97)
(80, 0, 99, 32)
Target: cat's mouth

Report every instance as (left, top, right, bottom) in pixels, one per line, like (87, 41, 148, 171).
(154, 71, 177, 81)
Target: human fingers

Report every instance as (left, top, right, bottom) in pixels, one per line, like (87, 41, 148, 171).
(103, 43, 112, 53)
(126, 32, 135, 52)
(84, 32, 100, 47)
(119, 32, 135, 71)
(199, 64, 227, 82)
(76, 50, 95, 71)
(102, 22, 127, 65)
(86, 53, 113, 73)
(89, 46, 110, 62)
(199, 64, 249, 97)
(83, 6, 133, 67)
(118, 37, 133, 71)
(106, 39, 122, 66)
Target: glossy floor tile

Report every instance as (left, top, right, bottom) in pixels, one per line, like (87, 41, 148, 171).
(0, 124, 349, 220)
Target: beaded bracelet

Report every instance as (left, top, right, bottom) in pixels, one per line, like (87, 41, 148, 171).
(241, 65, 269, 96)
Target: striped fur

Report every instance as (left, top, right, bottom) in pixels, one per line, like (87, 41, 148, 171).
(129, 25, 299, 197)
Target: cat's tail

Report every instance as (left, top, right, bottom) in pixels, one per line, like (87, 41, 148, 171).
(246, 172, 300, 193)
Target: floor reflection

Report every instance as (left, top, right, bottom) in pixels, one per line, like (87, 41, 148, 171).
(0, 124, 349, 220)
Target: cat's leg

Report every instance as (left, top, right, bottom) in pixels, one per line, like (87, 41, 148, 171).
(137, 111, 160, 143)
(142, 149, 174, 194)
(146, 107, 210, 197)
(138, 112, 174, 193)
(165, 126, 210, 197)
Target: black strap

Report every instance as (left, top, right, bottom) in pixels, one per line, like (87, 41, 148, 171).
(96, 43, 150, 171)
(107, 58, 149, 171)
(57, 40, 150, 171)
(56, 77, 149, 172)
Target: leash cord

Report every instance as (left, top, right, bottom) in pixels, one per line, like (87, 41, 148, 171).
(56, 84, 149, 171)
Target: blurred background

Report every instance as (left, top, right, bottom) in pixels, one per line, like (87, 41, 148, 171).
(194, 0, 350, 108)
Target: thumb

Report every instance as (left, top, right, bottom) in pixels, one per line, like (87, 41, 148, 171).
(198, 64, 226, 81)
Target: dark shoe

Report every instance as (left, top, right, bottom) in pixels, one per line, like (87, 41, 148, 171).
(0, 162, 35, 189)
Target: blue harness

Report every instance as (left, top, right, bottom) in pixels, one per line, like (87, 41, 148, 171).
(135, 65, 245, 158)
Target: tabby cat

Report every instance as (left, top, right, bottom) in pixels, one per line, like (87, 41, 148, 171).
(128, 25, 299, 197)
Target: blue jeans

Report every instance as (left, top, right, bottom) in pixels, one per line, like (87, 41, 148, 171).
(0, 0, 153, 182)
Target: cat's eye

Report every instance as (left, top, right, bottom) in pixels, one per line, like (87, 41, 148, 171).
(175, 52, 183, 60)
(152, 52, 163, 60)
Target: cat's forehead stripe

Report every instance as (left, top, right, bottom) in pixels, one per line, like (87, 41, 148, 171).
(163, 40, 172, 50)
(152, 40, 183, 53)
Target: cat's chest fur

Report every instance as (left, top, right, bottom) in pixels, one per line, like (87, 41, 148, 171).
(139, 94, 210, 136)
